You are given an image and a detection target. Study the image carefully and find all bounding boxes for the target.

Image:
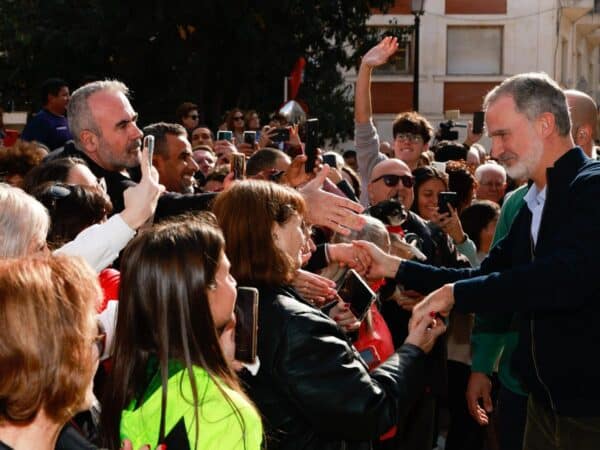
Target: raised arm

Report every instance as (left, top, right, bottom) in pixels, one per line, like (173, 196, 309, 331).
(355, 37, 399, 124)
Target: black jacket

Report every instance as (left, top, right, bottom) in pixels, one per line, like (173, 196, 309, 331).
(243, 285, 426, 450)
(45, 142, 216, 221)
(397, 147, 600, 417)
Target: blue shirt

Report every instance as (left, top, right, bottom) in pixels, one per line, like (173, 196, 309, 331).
(21, 109, 73, 150)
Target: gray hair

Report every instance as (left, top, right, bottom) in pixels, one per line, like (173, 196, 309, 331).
(333, 215, 390, 252)
(0, 183, 49, 257)
(67, 80, 130, 145)
(483, 72, 571, 136)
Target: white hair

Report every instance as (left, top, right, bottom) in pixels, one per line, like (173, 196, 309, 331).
(0, 183, 49, 257)
(475, 163, 507, 183)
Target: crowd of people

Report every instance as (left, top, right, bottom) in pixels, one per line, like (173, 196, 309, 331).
(1, 36, 600, 450)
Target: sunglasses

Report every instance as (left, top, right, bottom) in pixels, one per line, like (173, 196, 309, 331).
(187, 114, 199, 120)
(371, 174, 415, 188)
(233, 116, 244, 121)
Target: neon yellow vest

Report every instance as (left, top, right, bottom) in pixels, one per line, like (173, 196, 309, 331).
(120, 365, 262, 449)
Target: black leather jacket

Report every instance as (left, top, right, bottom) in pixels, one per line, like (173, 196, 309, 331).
(243, 285, 426, 450)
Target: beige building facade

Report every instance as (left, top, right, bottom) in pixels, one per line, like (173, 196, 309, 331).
(343, 0, 600, 146)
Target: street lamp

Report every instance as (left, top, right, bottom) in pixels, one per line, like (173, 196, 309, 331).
(411, 0, 425, 112)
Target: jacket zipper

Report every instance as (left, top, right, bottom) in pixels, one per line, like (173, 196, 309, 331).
(529, 205, 556, 411)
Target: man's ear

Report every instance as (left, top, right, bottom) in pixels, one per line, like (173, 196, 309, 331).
(537, 112, 555, 138)
(80, 130, 98, 154)
(577, 125, 592, 146)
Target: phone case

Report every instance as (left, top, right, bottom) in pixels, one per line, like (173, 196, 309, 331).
(337, 269, 375, 322)
(304, 118, 319, 173)
(234, 287, 259, 364)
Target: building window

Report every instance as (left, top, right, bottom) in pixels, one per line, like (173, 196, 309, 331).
(447, 26, 503, 75)
(370, 26, 413, 75)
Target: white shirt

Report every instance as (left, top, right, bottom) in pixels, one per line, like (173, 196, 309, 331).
(523, 184, 547, 246)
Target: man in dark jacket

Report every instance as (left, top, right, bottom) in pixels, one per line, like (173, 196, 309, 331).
(358, 72, 600, 450)
(46, 80, 215, 221)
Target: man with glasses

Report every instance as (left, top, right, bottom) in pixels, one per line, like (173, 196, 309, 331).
(355, 36, 433, 207)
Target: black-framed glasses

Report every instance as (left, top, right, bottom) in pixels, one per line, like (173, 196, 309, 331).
(233, 116, 244, 121)
(187, 114, 199, 120)
(371, 174, 415, 188)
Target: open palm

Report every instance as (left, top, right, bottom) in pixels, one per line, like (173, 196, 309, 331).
(362, 36, 399, 68)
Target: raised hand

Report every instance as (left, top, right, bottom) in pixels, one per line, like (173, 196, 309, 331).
(362, 36, 399, 69)
(121, 140, 164, 229)
(293, 269, 336, 306)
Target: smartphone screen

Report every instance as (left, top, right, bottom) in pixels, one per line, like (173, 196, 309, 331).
(234, 287, 259, 364)
(270, 128, 290, 143)
(438, 191, 458, 215)
(143, 135, 155, 165)
(217, 130, 233, 142)
(304, 118, 319, 173)
(472, 111, 485, 135)
(243, 131, 256, 145)
(323, 154, 337, 169)
(336, 269, 375, 322)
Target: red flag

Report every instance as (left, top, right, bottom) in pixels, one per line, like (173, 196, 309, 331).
(288, 57, 306, 100)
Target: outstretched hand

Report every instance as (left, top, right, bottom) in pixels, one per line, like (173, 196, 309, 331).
(299, 166, 366, 235)
(362, 36, 399, 69)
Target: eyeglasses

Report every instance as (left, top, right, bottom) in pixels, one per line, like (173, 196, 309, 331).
(394, 133, 424, 144)
(233, 116, 244, 121)
(187, 114, 199, 120)
(371, 174, 415, 188)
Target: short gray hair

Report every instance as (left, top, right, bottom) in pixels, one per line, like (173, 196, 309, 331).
(67, 80, 130, 145)
(0, 183, 49, 257)
(483, 72, 571, 136)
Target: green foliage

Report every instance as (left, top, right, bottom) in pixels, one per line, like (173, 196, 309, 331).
(0, 0, 392, 144)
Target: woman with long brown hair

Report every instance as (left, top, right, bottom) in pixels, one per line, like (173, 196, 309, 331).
(213, 180, 445, 450)
(100, 215, 262, 450)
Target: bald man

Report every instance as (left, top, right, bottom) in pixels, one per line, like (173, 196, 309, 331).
(565, 89, 598, 158)
(367, 158, 415, 208)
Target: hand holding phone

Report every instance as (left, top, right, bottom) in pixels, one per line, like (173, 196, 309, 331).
(243, 131, 256, 145)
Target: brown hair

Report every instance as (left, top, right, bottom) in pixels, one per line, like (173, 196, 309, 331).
(101, 214, 254, 449)
(392, 111, 434, 144)
(31, 182, 113, 249)
(212, 180, 306, 286)
(0, 255, 99, 424)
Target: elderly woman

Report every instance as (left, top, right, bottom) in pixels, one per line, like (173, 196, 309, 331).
(213, 180, 445, 450)
(0, 255, 101, 450)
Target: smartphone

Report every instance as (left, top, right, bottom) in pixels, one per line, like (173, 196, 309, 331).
(304, 118, 319, 173)
(336, 269, 376, 322)
(234, 287, 259, 364)
(217, 130, 233, 142)
(323, 154, 338, 169)
(230, 153, 246, 180)
(438, 191, 458, 215)
(243, 130, 256, 145)
(269, 128, 290, 143)
(472, 111, 485, 135)
(143, 135, 155, 164)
